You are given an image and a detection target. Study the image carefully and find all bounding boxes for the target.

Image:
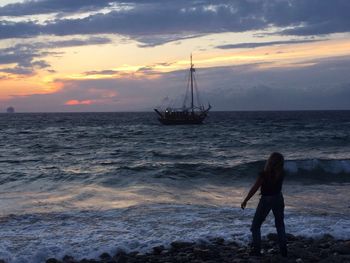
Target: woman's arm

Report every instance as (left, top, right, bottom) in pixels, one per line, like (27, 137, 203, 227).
(241, 176, 263, 209)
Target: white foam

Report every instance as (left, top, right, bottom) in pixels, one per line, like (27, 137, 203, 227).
(285, 159, 350, 174)
(0, 204, 349, 263)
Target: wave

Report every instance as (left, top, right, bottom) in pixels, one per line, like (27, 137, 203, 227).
(0, 204, 349, 263)
(163, 158, 350, 182)
(229, 159, 350, 182)
(0, 158, 349, 187)
(285, 159, 350, 174)
(93, 158, 350, 187)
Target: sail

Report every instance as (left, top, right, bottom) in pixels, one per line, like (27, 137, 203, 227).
(154, 55, 211, 125)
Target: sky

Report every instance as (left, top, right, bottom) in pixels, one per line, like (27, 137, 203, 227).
(1, 0, 350, 112)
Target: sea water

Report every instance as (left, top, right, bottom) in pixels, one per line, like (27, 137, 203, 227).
(0, 111, 349, 262)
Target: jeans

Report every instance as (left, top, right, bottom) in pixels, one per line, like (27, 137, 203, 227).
(251, 193, 287, 256)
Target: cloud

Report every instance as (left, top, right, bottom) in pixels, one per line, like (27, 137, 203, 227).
(84, 69, 119, 76)
(65, 99, 93, 105)
(6, 56, 350, 111)
(197, 57, 350, 110)
(32, 60, 51, 68)
(269, 0, 350, 36)
(216, 39, 322, 49)
(47, 36, 112, 48)
(0, 36, 111, 75)
(0, 0, 113, 16)
(0, 21, 42, 39)
(7, 79, 121, 111)
(0, 66, 33, 75)
(1, 0, 349, 46)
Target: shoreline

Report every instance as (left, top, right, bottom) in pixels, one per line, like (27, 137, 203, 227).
(39, 233, 350, 263)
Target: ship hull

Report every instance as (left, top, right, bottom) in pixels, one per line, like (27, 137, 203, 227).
(155, 110, 208, 125)
(154, 55, 211, 125)
(158, 117, 205, 125)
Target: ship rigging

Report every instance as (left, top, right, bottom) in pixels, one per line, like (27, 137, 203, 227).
(154, 55, 211, 125)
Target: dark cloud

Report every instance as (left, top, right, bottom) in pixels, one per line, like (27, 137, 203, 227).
(84, 69, 119, 75)
(0, 36, 111, 75)
(136, 33, 205, 48)
(197, 57, 350, 110)
(7, 56, 350, 111)
(1, 66, 33, 75)
(31, 60, 50, 68)
(0, 21, 42, 39)
(216, 39, 321, 49)
(44, 36, 112, 48)
(0, 0, 113, 16)
(266, 0, 350, 36)
(0, 43, 42, 75)
(1, 0, 349, 45)
(0, 46, 37, 65)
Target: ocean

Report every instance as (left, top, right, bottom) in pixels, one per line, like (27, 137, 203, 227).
(0, 111, 349, 263)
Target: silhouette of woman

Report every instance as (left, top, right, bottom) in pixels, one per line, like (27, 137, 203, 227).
(241, 152, 287, 257)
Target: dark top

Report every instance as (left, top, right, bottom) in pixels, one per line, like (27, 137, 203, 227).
(259, 170, 285, 196)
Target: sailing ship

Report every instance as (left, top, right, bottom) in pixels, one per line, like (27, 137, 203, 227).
(154, 55, 211, 125)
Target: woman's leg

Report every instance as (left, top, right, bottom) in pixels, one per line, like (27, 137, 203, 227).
(272, 194, 287, 257)
(251, 197, 272, 254)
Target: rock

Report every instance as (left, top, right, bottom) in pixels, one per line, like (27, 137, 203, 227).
(210, 237, 225, 245)
(321, 234, 335, 241)
(267, 240, 275, 247)
(267, 248, 276, 254)
(340, 255, 350, 262)
(170, 241, 195, 251)
(267, 233, 278, 242)
(160, 249, 169, 255)
(248, 258, 261, 263)
(81, 260, 100, 263)
(268, 255, 284, 263)
(128, 251, 139, 257)
(345, 240, 350, 249)
(241, 252, 249, 259)
(113, 251, 128, 263)
(332, 242, 350, 255)
(286, 233, 298, 241)
(36, 234, 350, 263)
(193, 247, 219, 261)
(305, 237, 315, 244)
(227, 241, 239, 247)
(152, 245, 165, 255)
(62, 255, 75, 263)
(318, 242, 331, 249)
(319, 255, 344, 263)
(99, 253, 111, 260)
(319, 248, 330, 258)
(237, 247, 246, 253)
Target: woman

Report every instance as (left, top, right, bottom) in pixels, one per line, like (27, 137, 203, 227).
(241, 152, 287, 257)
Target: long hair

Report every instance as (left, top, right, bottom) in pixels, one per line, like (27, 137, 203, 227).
(264, 152, 284, 181)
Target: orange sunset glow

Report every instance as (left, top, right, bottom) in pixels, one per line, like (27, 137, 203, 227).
(1, 0, 350, 111)
(0, 1, 350, 262)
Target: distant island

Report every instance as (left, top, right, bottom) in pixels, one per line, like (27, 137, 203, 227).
(6, 106, 15, 113)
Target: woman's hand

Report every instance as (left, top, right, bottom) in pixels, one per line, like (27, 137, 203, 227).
(241, 176, 263, 210)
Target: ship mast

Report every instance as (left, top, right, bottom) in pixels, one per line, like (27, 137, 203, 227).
(190, 54, 194, 112)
